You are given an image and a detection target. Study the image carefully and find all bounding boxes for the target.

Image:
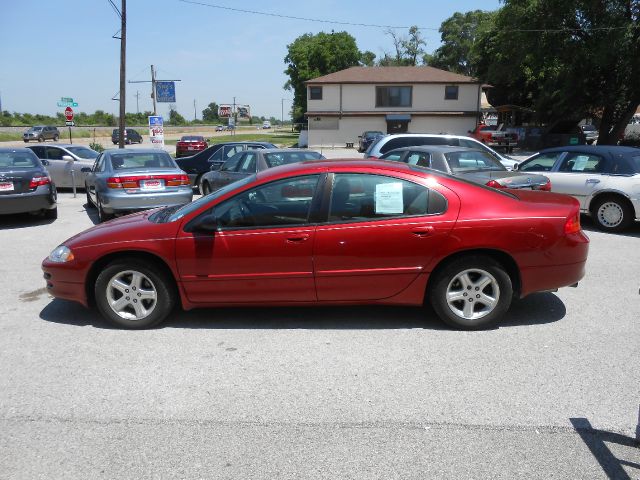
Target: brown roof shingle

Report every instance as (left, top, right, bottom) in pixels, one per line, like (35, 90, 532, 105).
(305, 66, 478, 85)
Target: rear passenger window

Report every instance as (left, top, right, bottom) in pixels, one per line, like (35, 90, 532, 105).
(558, 153, 605, 173)
(520, 153, 562, 172)
(328, 173, 446, 222)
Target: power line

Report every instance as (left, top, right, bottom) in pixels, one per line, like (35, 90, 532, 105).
(178, 0, 638, 34)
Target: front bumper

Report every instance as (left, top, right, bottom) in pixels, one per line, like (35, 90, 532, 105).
(0, 186, 56, 215)
(101, 188, 193, 214)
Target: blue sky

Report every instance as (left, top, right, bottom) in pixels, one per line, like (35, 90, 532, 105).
(0, 0, 500, 120)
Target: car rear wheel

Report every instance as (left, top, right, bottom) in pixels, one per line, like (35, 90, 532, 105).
(201, 181, 211, 195)
(53, 134, 59, 141)
(591, 195, 633, 232)
(95, 260, 176, 329)
(429, 256, 513, 330)
(97, 197, 113, 222)
(38, 136, 44, 142)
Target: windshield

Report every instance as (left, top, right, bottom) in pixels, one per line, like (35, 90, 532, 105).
(29, 127, 43, 132)
(0, 152, 39, 169)
(180, 136, 204, 142)
(264, 151, 323, 167)
(445, 151, 505, 172)
(67, 146, 99, 159)
(480, 125, 497, 131)
(109, 152, 175, 170)
(167, 174, 256, 222)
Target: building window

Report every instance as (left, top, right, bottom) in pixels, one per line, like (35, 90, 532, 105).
(309, 86, 323, 100)
(445, 85, 459, 100)
(376, 86, 412, 107)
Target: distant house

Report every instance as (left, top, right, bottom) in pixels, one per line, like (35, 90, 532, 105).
(304, 66, 482, 147)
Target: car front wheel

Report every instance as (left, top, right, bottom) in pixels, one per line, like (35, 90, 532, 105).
(591, 195, 633, 232)
(429, 256, 513, 330)
(94, 260, 176, 329)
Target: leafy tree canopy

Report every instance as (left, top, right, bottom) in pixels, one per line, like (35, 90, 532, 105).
(201, 102, 220, 123)
(284, 31, 363, 122)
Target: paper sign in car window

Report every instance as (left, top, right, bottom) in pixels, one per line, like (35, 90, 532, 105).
(573, 155, 590, 171)
(375, 182, 404, 214)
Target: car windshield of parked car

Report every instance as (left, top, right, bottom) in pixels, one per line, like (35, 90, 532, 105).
(28, 127, 43, 132)
(109, 152, 175, 170)
(67, 146, 99, 159)
(364, 131, 383, 139)
(180, 136, 204, 142)
(264, 151, 323, 167)
(0, 152, 39, 169)
(167, 175, 256, 222)
(445, 151, 504, 172)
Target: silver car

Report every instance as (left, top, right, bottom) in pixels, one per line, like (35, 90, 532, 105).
(23, 126, 60, 143)
(83, 149, 193, 222)
(517, 145, 640, 231)
(26, 144, 99, 189)
(365, 133, 520, 170)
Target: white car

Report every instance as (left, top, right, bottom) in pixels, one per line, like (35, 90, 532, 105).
(26, 144, 99, 189)
(516, 145, 640, 232)
(364, 133, 520, 170)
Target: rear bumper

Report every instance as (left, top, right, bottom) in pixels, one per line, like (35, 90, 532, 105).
(0, 186, 56, 214)
(101, 188, 193, 214)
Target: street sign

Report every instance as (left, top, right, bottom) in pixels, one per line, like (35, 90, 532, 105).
(155, 82, 176, 103)
(57, 97, 78, 108)
(65, 121, 75, 127)
(64, 107, 74, 122)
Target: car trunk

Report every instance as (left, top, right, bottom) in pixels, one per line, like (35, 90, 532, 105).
(460, 170, 549, 189)
(0, 168, 42, 194)
(107, 169, 189, 194)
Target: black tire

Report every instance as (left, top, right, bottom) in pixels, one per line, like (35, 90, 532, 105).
(97, 197, 113, 222)
(23, 139, 29, 143)
(43, 207, 58, 220)
(38, 136, 44, 142)
(53, 134, 59, 141)
(201, 181, 211, 195)
(591, 195, 633, 232)
(429, 255, 513, 330)
(85, 189, 95, 208)
(94, 260, 176, 329)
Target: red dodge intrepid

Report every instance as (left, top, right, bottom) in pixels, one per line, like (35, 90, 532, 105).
(42, 160, 589, 330)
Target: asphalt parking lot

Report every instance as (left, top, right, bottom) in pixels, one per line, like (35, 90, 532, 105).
(1, 192, 639, 479)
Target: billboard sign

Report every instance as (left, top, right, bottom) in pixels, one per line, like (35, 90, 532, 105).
(218, 105, 232, 118)
(237, 105, 250, 119)
(155, 82, 176, 103)
(148, 115, 164, 148)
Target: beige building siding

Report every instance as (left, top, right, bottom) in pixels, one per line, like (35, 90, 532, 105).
(308, 115, 476, 147)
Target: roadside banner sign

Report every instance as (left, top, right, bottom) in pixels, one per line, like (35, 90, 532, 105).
(218, 105, 232, 118)
(155, 82, 176, 103)
(237, 105, 250, 119)
(148, 115, 164, 148)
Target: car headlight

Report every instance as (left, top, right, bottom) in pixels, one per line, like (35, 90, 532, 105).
(48, 245, 74, 263)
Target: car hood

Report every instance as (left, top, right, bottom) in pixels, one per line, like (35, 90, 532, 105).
(62, 209, 181, 250)
(458, 170, 549, 188)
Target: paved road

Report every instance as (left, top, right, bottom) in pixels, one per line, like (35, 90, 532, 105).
(0, 193, 638, 479)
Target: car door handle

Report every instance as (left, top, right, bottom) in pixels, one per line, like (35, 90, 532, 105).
(412, 226, 435, 236)
(286, 234, 310, 243)
(585, 179, 600, 184)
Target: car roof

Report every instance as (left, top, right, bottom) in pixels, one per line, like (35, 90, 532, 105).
(0, 147, 37, 153)
(385, 145, 481, 154)
(258, 148, 322, 154)
(104, 148, 170, 155)
(378, 133, 470, 140)
(538, 145, 639, 154)
(28, 143, 86, 149)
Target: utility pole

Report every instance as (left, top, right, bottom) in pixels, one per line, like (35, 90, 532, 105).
(193, 99, 197, 121)
(232, 96, 236, 136)
(281, 98, 285, 129)
(134, 90, 140, 113)
(117, 0, 126, 149)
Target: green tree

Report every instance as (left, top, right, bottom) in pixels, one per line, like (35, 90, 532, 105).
(378, 26, 426, 66)
(475, 0, 640, 143)
(426, 10, 496, 77)
(284, 31, 362, 123)
(168, 106, 186, 125)
(202, 102, 220, 123)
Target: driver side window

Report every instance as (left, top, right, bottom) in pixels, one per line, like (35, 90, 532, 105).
(520, 152, 563, 172)
(214, 175, 320, 229)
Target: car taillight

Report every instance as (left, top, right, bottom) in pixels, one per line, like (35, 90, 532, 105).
(485, 179, 506, 189)
(106, 174, 190, 189)
(564, 210, 581, 234)
(29, 175, 51, 189)
(536, 179, 552, 191)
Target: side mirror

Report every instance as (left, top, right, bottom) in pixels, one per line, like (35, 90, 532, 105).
(41, 159, 49, 166)
(80, 167, 92, 173)
(62, 155, 74, 162)
(187, 212, 218, 233)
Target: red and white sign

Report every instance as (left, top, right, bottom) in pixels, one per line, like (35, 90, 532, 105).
(64, 107, 74, 122)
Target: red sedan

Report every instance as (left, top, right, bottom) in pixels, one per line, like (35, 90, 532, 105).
(42, 160, 589, 330)
(175, 135, 208, 158)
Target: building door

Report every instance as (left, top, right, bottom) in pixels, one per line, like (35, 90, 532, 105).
(386, 120, 409, 134)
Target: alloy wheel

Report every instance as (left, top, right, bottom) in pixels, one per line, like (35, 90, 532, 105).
(445, 268, 500, 321)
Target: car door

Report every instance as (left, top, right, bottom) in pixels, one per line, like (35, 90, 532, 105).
(85, 154, 105, 203)
(175, 174, 322, 303)
(313, 172, 459, 301)
(44, 146, 67, 186)
(550, 151, 609, 209)
(207, 152, 244, 191)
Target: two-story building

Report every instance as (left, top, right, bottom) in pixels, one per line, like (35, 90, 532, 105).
(304, 66, 482, 147)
